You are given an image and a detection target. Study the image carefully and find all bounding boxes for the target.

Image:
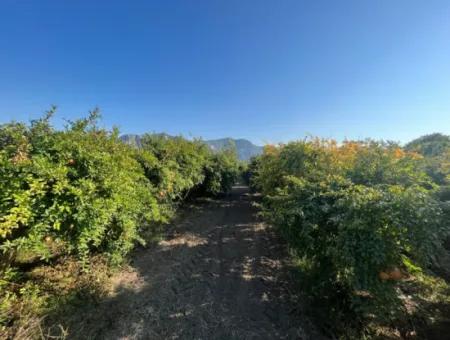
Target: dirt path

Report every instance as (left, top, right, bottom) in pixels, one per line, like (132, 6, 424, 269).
(70, 186, 324, 339)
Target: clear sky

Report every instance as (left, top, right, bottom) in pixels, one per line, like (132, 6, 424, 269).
(1, 0, 449, 145)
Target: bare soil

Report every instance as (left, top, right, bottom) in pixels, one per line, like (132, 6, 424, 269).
(64, 186, 324, 340)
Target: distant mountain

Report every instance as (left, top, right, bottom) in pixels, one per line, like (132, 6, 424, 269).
(204, 138, 263, 161)
(120, 134, 263, 161)
(120, 134, 142, 148)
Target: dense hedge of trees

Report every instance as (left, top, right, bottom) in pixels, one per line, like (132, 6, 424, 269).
(250, 138, 449, 335)
(1, 109, 448, 338)
(137, 133, 239, 199)
(0, 110, 240, 336)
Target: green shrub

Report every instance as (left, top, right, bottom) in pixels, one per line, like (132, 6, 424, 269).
(200, 148, 240, 195)
(0, 109, 161, 265)
(0, 110, 242, 337)
(137, 134, 240, 198)
(253, 139, 447, 334)
(138, 134, 212, 199)
(0, 111, 241, 268)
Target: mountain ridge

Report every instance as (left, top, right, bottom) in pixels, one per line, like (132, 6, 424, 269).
(120, 134, 263, 161)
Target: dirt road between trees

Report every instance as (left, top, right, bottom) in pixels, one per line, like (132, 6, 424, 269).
(68, 186, 325, 339)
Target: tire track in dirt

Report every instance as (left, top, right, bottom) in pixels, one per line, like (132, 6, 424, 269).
(66, 186, 325, 340)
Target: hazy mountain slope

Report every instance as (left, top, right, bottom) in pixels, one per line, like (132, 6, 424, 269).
(120, 134, 263, 161)
(120, 134, 142, 148)
(205, 138, 263, 161)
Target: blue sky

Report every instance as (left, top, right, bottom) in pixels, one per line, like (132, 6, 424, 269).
(1, 0, 449, 145)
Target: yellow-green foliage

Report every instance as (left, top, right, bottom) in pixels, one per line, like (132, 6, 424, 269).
(138, 134, 211, 200)
(201, 148, 240, 195)
(0, 110, 240, 266)
(0, 109, 161, 265)
(251, 138, 449, 333)
(0, 110, 240, 337)
(137, 134, 240, 198)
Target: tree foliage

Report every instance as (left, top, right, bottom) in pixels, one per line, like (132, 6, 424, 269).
(0, 111, 240, 266)
(405, 133, 450, 187)
(0, 109, 162, 265)
(251, 138, 448, 333)
(0, 111, 240, 337)
(405, 133, 450, 157)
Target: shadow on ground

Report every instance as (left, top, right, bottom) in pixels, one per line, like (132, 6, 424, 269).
(51, 187, 324, 340)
